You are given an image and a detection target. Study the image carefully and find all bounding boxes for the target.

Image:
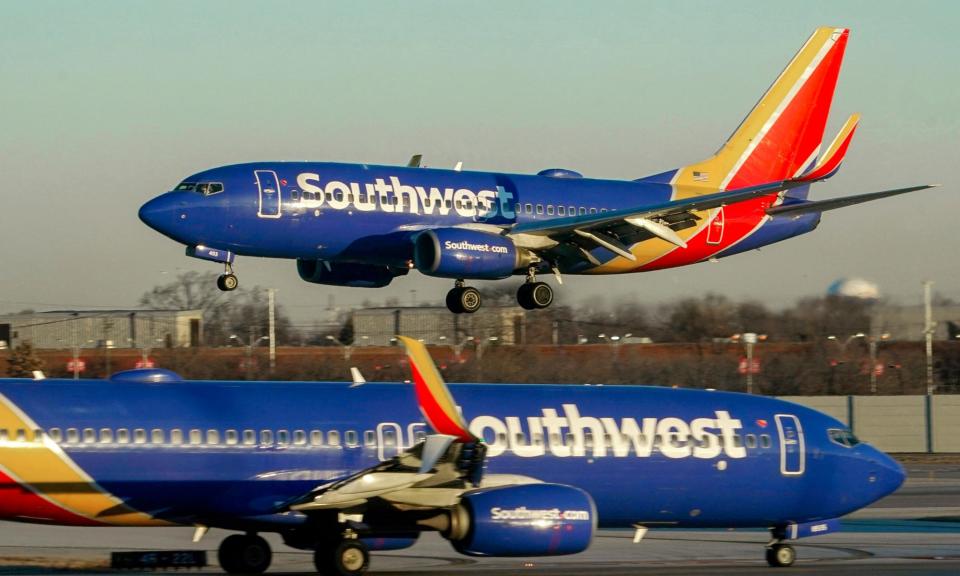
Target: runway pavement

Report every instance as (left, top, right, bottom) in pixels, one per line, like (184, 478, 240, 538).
(0, 459, 957, 575)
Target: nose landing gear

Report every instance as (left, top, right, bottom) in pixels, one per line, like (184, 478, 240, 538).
(446, 280, 482, 314)
(217, 263, 239, 292)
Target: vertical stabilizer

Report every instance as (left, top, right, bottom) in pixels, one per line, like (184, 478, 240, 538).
(674, 27, 849, 195)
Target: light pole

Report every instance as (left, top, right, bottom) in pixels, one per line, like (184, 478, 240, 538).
(326, 335, 352, 361)
(868, 333, 891, 394)
(231, 334, 269, 379)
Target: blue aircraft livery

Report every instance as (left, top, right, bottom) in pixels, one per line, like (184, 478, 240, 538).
(0, 338, 904, 573)
(138, 27, 936, 313)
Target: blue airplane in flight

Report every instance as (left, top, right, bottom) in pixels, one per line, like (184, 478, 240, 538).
(139, 27, 934, 313)
(0, 338, 903, 574)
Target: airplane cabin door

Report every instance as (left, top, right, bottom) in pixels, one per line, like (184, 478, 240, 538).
(256, 170, 282, 218)
(775, 414, 805, 475)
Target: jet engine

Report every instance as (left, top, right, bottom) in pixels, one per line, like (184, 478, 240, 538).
(413, 228, 534, 279)
(446, 483, 596, 557)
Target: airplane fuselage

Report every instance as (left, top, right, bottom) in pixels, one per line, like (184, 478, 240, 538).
(0, 375, 901, 531)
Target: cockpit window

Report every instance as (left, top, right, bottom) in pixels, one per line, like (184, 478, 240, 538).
(176, 182, 196, 191)
(195, 182, 224, 196)
(828, 428, 861, 448)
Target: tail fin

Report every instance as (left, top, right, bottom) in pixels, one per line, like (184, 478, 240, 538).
(674, 27, 849, 194)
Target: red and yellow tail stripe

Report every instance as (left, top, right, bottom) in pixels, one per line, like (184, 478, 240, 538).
(797, 113, 859, 182)
(0, 393, 170, 526)
(398, 336, 475, 442)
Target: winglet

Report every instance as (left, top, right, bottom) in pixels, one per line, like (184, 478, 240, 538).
(397, 336, 475, 442)
(797, 113, 860, 182)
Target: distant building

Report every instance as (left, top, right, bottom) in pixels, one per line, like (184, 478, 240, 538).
(352, 306, 526, 346)
(0, 310, 203, 350)
(872, 304, 960, 341)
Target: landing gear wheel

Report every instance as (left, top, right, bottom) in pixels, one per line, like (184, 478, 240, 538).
(314, 539, 370, 576)
(517, 282, 553, 310)
(218, 534, 272, 574)
(217, 273, 239, 292)
(459, 287, 481, 313)
(446, 287, 464, 314)
(765, 543, 796, 567)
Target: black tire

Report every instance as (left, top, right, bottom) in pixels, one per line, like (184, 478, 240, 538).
(218, 534, 272, 574)
(446, 288, 464, 314)
(765, 543, 796, 567)
(314, 540, 370, 576)
(222, 274, 239, 291)
(517, 284, 536, 310)
(529, 282, 554, 308)
(459, 287, 482, 313)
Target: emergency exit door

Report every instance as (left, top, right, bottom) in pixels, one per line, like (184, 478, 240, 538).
(256, 170, 281, 218)
(775, 414, 805, 475)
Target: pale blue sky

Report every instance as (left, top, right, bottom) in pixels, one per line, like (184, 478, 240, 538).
(0, 1, 956, 317)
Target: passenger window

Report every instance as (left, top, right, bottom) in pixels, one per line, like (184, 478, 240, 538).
(745, 434, 758, 449)
(310, 430, 324, 446)
(364, 430, 376, 447)
(48, 428, 62, 443)
(536, 204, 544, 215)
(568, 205, 575, 215)
(345, 430, 359, 447)
(225, 430, 238, 445)
(189, 429, 202, 445)
(558, 206, 566, 216)
(583, 431, 594, 449)
(151, 429, 165, 444)
(277, 430, 290, 446)
(547, 205, 554, 215)
(381, 429, 395, 446)
(117, 428, 130, 444)
(18, 428, 29, 443)
(600, 208, 608, 213)
(243, 430, 256, 446)
(170, 429, 183, 445)
(100, 428, 113, 444)
(260, 430, 274, 446)
(0, 429, 8, 442)
(206, 430, 220, 445)
(589, 208, 597, 214)
(303, 191, 315, 201)
(732, 434, 743, 448)
(760, 434, 772, 449)
(66, 428, 79, 444)
(413, 430, 427, 444)
(328, 430, 341, 446)
(579, 207, 587, 215)
(525, 203, 532, 214)
(497, 431, 508, 445)
(294, 430, 307, 445)
(290, 190, 300, 202)
(134, 429, 147, 444)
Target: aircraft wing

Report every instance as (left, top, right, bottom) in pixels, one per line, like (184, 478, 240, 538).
(505, 180, 802, 261)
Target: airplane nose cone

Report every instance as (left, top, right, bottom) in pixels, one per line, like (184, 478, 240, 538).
(877, 453, 907, 495)
(139, 195, 169, 232)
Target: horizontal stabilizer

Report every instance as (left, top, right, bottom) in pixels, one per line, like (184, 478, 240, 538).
(797, 113, 860, 182)
(767, 184, 938, 217)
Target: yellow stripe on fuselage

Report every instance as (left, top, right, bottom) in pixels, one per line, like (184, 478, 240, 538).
(0, 393, 170, 526)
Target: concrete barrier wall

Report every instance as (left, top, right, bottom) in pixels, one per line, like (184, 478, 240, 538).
(852, 396, 927, 453)
(932, 396, 960, 452)
(778, 395, 960, 453)
(779, 396, 849, 425)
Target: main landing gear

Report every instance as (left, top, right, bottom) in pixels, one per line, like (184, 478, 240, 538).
(517, 269, 553, 310)
(446, 280, 482, 314)
(314, 538, 370, 576)
(217, 263, 239, 292)
(218, 533, 272, 574)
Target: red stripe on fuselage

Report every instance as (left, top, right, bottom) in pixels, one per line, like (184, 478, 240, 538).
(0, 468, 103, 526)
(638, 196, 774, 271)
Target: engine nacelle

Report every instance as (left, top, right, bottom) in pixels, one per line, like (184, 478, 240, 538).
(448, 483, 596, 557)
(296, 259, 401, 288)
(414, 228, 528, 280)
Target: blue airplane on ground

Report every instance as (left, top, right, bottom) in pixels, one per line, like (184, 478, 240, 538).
(139, 27, 934, 313)
(0, 338, 904, 574)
